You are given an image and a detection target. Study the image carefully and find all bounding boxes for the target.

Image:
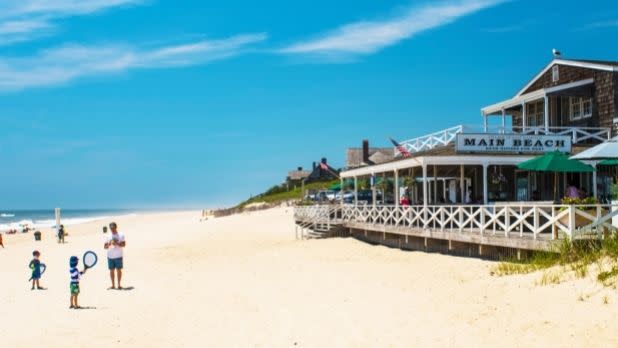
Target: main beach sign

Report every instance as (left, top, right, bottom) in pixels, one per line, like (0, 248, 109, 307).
(456, 133, 572, 154)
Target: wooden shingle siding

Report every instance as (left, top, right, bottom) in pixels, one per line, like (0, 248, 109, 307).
(522, 64, 617, 132)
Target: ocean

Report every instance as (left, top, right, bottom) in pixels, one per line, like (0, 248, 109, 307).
(0, 209, 136, 232)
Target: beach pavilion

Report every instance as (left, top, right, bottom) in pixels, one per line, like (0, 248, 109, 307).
(296, 55, 618, 254)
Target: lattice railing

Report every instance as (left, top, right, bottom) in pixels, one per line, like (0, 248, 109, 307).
(396, 125, 464, 155)
(513, 126, 611, 143)
(338, 204, 618, 240)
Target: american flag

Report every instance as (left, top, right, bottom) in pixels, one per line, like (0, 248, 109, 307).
(389, 137, 412, 158)
(319, 162, 329, 170)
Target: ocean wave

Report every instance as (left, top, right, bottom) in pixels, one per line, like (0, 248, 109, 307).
(0, 213, 16, 217)
(0, 215, 120, 232)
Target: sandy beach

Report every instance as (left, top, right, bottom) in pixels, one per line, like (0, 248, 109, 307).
(0, 207, 617, 347)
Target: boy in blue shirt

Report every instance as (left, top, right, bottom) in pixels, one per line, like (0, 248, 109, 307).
(69, 256, 87, 309)
(29, 250, 45, 290)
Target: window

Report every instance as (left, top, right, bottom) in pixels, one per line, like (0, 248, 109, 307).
(570, 97, 592, 120)
(526, 100, 544, 127)
(552, 65, 559, 82)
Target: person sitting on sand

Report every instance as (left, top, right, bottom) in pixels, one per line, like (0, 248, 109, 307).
(29, 251, 45, 290)
(104, 222, 126, 290)
(69, 256, 87, 309)
(0, 233, 4, 248)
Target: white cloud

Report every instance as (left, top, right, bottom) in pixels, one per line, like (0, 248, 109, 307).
(0, 33, 267, 92)
(0, 0, 141, 17)
(0, 0, 142, 45)
(582, 20, 618, 30)
(280, 0, 505, 57)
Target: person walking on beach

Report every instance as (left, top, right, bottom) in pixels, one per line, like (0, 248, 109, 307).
(104, 222, 126, 289)
(0, 233, 4, 248)
(58, 225, 65, 244)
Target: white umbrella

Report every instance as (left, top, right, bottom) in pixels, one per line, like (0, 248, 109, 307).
(571, 136, 618, 160)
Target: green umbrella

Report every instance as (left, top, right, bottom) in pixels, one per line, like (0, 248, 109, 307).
(600, 159, 618, 166)
(517, 151, 595, 201)
(328, 182, 341, 190)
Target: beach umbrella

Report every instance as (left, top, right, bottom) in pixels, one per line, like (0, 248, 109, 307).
(571, 136, 618, 161)
(328, 182, 341, 190)
(517, 151, 595, 201)
(600, 159, 618, 166)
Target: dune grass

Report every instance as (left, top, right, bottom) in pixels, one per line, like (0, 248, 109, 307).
(493, 233, 618, 285)
(236, 179, 339, 209)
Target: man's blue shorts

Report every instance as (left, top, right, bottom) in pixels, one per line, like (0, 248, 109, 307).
(107, 257, 123, 270)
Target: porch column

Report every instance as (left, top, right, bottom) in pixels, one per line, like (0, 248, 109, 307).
(501, 108, 506, 133)
(442, 179, 447, 204)
(340, 177, 344, 206)
(482, 164, 489, 205)
(544, 95, 549, 132)
(522, 102, 527, 130)
(460, 164, 465, 203)
(422, 164, 428, 207)
(483, 112, 488, 132)
(433, 165, 438, 204)
(371, 173, 376, 208)
(395, 170, 399, 207)
(354, 176, 358, 207)
(592, 162, 598, 199)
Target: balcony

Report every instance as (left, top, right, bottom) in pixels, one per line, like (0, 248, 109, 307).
(395, 125, 612, 156)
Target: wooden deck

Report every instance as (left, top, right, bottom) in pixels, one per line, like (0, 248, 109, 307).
(294, 204, 618, 253)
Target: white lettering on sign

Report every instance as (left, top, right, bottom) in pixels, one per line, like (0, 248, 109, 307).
(456, 134, 572, 154)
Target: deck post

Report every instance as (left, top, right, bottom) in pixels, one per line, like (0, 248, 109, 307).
(354, 176, 358, 207)
(422, 164, 428, 228)
(372, 173, 376, 208)
(482, 163, 488, 205)
(395, 169, 399, 208)
(501, 108, 506, 133)
(522, 102, 527, 131)
(460, 164, 465, 203)
(340, 177, 344, 206)
(433, 165, 438, 204)
(568, 205, 576, 239)
(543, 95, 549, 132)
(482, 111, 488, 132)
(592, 162, 598, 199)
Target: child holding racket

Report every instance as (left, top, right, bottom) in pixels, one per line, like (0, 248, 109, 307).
(69, 256, 86, 309)
(29, 250, 46, 290)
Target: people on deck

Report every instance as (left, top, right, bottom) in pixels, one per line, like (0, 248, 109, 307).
(104, 222, 126, 290)
(566, 182, 580, 199)
(400, 196, 410, 206)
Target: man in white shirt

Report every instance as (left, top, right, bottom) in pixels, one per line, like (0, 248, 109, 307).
(104, 222, 126, 290)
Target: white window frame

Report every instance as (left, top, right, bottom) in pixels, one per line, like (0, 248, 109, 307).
(569, 97, 592, 121)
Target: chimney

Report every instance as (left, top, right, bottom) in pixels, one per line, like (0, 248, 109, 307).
(321, 158, 327, 164)
(297, 166, 302, 171)
(312, 162, 316, 170)
(362, 139, 369, 164)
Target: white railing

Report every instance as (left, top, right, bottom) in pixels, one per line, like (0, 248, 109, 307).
(512, 126, 611, 143)
(393, 125, 611, 156)
(396, 125, 464, 155)
(297, 204, 618, 241)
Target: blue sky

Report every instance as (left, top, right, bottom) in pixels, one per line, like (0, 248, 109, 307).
(1, 0, 617, 209)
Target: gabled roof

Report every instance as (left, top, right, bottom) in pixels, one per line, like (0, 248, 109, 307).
(516, 58, 618, 97)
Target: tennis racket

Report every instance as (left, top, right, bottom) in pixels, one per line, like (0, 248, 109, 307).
(83, 251, 98, 271)
(28, 263, 46, 281)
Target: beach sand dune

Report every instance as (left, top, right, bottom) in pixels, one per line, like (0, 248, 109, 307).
(0, 207, 617, 347)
